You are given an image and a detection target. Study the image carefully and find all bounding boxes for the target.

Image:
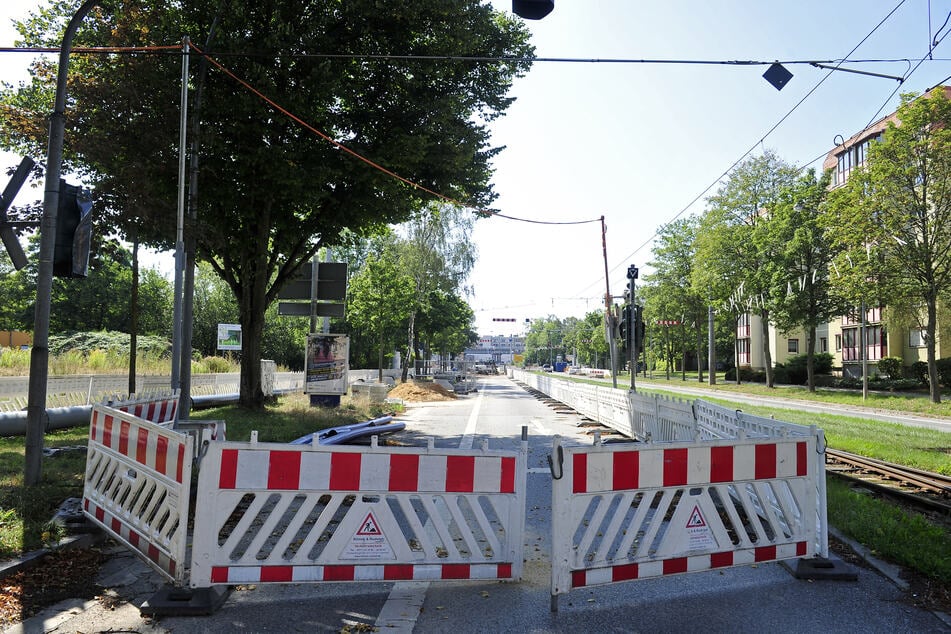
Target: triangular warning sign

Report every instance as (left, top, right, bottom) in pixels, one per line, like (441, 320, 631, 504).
(686, 505, 706, 528)
(357, 512, 382, 536)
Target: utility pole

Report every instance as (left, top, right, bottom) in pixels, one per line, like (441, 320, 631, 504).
(601, 216, 618, 389)
(708, 304, 716, 385)
(25, 0, 101, 486)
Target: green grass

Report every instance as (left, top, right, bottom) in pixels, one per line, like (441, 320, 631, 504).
(0, 392, 392, 558)
(827, 476, 951, 583)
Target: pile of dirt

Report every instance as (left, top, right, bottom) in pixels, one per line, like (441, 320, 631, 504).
(388, 380, 457, 402)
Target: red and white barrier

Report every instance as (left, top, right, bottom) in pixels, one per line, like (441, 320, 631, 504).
(189, 438, 527, 589)
(550, 434, 820, 606)
(83, 398, 193, 584)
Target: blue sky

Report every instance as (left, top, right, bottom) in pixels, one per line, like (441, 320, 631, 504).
(2, 1, 950, 336)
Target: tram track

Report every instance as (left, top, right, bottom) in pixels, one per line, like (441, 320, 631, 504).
(825, 448, 951, 517)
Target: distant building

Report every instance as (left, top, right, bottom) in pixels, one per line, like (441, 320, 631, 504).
(464, 335, 525, 363)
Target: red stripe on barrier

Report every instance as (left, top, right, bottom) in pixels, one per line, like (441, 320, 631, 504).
(663, 448, 688, 486)
(261, 566, 293, 582)
(324, 565, 355, 581)
(118, 420, 130, 456)
(90, 412, 99, 440)
(571, 570, 586, 588)
(663, 557, 688, 575)
(102, 415, 114, 449)
(155, 435, 169, 475)
(268, 450, 302, 490)
(95, 506, 104, 522)
(612, 563, 638, 582)
(500, 456, 516, 494)
(497, 563, 512, 578)
(177, 443, 185, 483)
(384, 564, 415, 580)
(389, 454, 419, 491)
(755, 444, 777, 480)
(111, 518, 121, 533)
(168, 559, 176, 577)
(220, 449, 239, 488)
(711, 551, 734, 568)
(136, 428, 149, 466)
(211, 567, 229, 583)
(147, 544, 160, 566)
(83, 498, 89, 511)
(147, 402, 157, 422)
(796, 541, 807, 557)
(710, 446, 734, 483)
(330, 453, 362, 490)
(446, 456, 475, 492)
(797, 441, 807, 476)
(442, 564, 471, 579)
(613, 451, 638, 490)
(755, 545, 777, 562)
(572, 453, 587, 494)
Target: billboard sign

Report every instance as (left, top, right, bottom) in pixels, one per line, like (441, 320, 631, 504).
(306, 334, 349, 395)
(217, 324, 242, 351)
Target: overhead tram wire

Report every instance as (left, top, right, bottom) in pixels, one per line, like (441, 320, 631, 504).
(573, 0, 914, 298)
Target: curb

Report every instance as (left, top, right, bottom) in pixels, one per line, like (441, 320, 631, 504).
(829, 526, 951, 628)
(0, 530, 103, 580)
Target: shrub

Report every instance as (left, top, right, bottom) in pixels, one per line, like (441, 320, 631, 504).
(199, 356, 235, 374)
(936, 358, 951, 389)
(910, 361, 929, 385)
(876, 357, 903, 379)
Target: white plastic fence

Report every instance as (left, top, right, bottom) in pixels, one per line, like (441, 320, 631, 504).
(82, 398, 192, 584)
(189, 436, 527, 588)
(83, 394, 528, 595)
(0, 370, 304, 412)
(509, 369, 827, 607)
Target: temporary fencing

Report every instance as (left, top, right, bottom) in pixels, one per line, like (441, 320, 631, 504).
(510, 369, 826, 609)
(83, 397, 193, 583)
(83, 393, 527, 603)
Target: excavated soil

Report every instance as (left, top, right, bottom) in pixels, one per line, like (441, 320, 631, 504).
(388, 380, 457, 402)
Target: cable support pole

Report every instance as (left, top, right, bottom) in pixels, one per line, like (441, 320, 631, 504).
(601, 216, 618, 389)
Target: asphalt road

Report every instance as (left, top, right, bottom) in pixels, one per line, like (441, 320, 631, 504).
(7, 375, 949, 633)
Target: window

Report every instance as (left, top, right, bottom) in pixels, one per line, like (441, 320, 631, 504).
(737, 313, 750, 338)
(909, 329, 927, 348)
(835, 334, 842, 351)
(737, 338, 750, 365)
(787, 339, 799, 354)
(842, 328, 858, 361)
(820, 337, 828, 353)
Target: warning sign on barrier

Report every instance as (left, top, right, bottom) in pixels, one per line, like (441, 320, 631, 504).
(343, 512, 395, 560)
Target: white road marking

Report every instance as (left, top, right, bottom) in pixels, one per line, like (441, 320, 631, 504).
(375, 385, 486, 630)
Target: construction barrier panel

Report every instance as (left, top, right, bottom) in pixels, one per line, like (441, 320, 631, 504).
(189, 435, 527, 588)
(82, 397, 193, 584)
(549, 433, 820, 605)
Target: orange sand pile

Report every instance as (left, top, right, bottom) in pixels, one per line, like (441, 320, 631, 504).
(387, 380, 457, 402)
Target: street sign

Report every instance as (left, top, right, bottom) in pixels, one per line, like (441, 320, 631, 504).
(0, 156, 35, 270)
(278, 301, 346, 318)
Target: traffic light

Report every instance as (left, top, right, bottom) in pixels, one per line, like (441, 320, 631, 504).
(618, 305, 629, 349)
(634, 305, 646, 355)
(512, 0, 554, 19)
(53, 180, 93, 278)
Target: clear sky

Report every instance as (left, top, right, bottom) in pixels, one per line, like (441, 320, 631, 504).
(3, 1, 950, 337)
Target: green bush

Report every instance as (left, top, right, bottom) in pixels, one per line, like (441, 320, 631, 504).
(910, 361, 929, 384)
(876, 356, 903, 379)
(781, 353, 834, 385)
(199, 356, 236, 374)
(937, 358, 951, 389)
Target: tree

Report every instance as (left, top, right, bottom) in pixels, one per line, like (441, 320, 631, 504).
(347, 252, 415, 381)
(825, 88, 951, 403)
(416, 289, 478, 362)
(694, 150, 798, 386)
(1, 1, 534, 407)
(645, 217, 707, 381)
(395, 202, 476, 380)
(768, 169, 843, 391)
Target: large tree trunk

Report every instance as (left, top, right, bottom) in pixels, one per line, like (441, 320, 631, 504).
(806, 324, 816, 392)
(760, 309, 774, 387)
(402, 311, 415, 382)
(129, 237, 139, 395)
(238, 256, 269, 409)
(696, 324, 704, 383)
(927, 298, 941, 403)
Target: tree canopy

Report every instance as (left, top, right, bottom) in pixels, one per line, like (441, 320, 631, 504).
(0, 0, 534, 406)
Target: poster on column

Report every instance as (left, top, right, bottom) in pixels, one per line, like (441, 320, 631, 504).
(305, 333, 349, 395)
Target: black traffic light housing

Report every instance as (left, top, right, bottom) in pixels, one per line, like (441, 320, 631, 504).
(512, 0, 554, 20)
(53, 180, 93, 278)
(634, 304, 645, 356)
